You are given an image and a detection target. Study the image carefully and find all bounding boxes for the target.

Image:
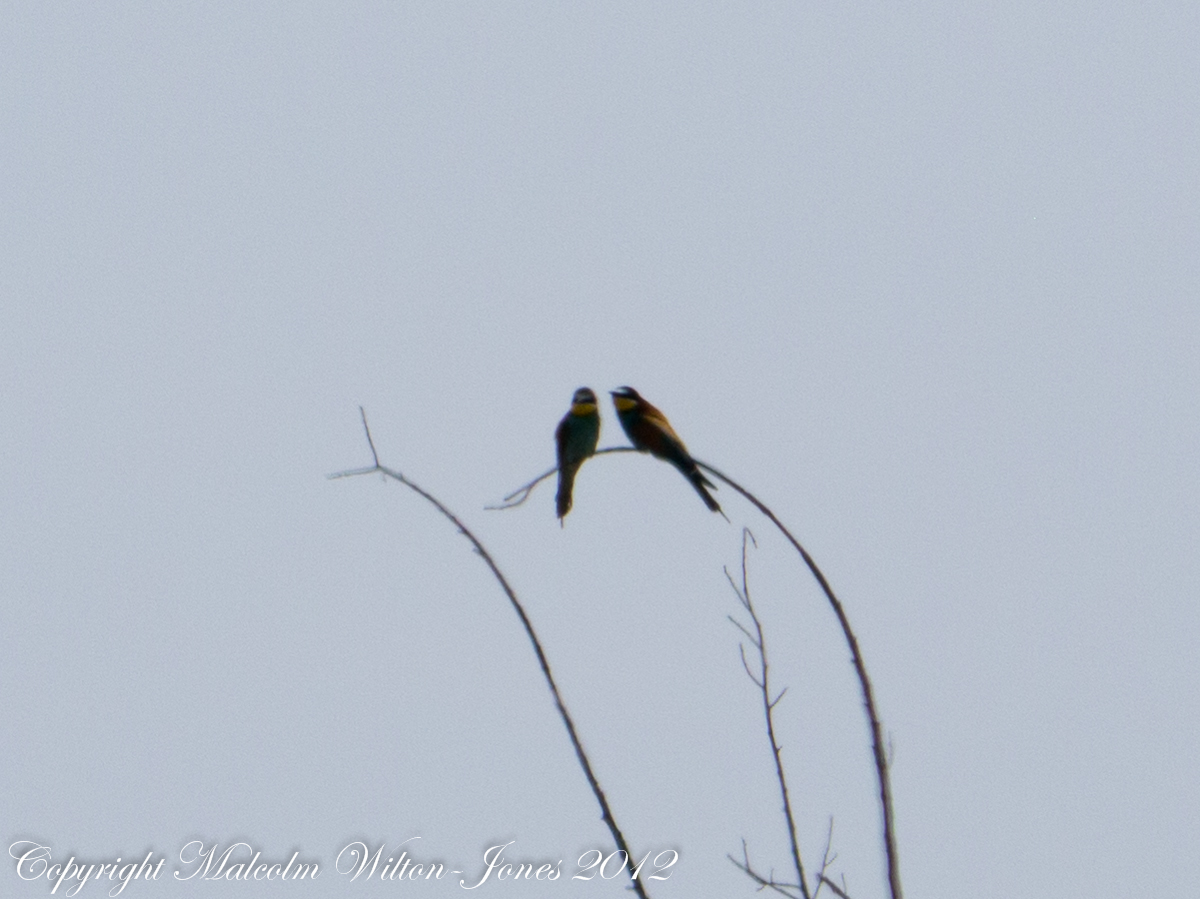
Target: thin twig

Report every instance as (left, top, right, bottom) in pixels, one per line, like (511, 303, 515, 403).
(494, 451, 903, 899)
(488, 445, 731, 519)
(738, 644, 763, 687)
(486, 447, 634, 510)
(726, 614, 759, 648)
(487, 464, 556, 509)
(819, 874, 854, 899)
(698, 461, 902, 899)
(728, 841, 804, 899)
(812, 818, 837, 899)
(331, 409, 651, 899)
(728, 528, 811, 899)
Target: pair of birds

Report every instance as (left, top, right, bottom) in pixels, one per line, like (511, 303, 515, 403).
(555, 386, 721, 521)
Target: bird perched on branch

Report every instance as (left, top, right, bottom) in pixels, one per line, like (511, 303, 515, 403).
(554, 387, 601, 522)
(609, 386, 722, 515)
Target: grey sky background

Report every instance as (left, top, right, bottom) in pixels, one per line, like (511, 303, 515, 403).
(3, 4, 1197, 898)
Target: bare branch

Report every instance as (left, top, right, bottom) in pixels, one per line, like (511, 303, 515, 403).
(332, 413, 651, 899)
(327, 467, 379, 480)
(741, 525, 758, 590)
(486, 464, 557, 509)
(729, 843, 803, 899)
(738, 643, 764, 687)
(727, 615, 759, 648)
(489, 444, 903, 899)
(487, 446, 637, 510)
(812, 818, 837, 899)
(732, 528, 811, 899)
(819, 875, 854, 899)
(360, 406, 380, 467)
(489, 445, 728, 522)
(723, 566, 747, 605)
(697, 462, 903, 899)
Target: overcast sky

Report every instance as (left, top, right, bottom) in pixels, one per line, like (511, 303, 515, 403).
(3, 4, 1198, 898)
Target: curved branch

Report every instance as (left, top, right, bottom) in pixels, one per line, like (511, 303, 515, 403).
(494, 452, 903, 899)
(728, 528, 811, 899)
(487, 447, 636, 510)
(696, 460, 902, 899)
(331, 409, 651, 899)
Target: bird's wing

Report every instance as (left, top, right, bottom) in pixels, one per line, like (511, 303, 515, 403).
(555, 415, 570, 463)
(636, 401, 684, 447)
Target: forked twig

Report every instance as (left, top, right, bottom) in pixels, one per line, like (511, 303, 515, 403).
(727, 528, 810, 899)
(728, 840, 803, 899)
(486, 447, 634, 510)
(819, 874, 855, 899)
(699, 461, 901, 899)
(490, 446, 730, 520)
(812, 818, 837, 899)
(494, 452, 903, 899)
(331, 409, 650, 899)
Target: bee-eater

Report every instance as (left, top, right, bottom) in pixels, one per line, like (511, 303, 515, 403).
(609, 386, 722, 514)
(555, 387, 601, 522)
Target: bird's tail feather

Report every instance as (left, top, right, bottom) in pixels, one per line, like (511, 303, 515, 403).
(556, 467, 577, 520)
(688, 470, 722, 514)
